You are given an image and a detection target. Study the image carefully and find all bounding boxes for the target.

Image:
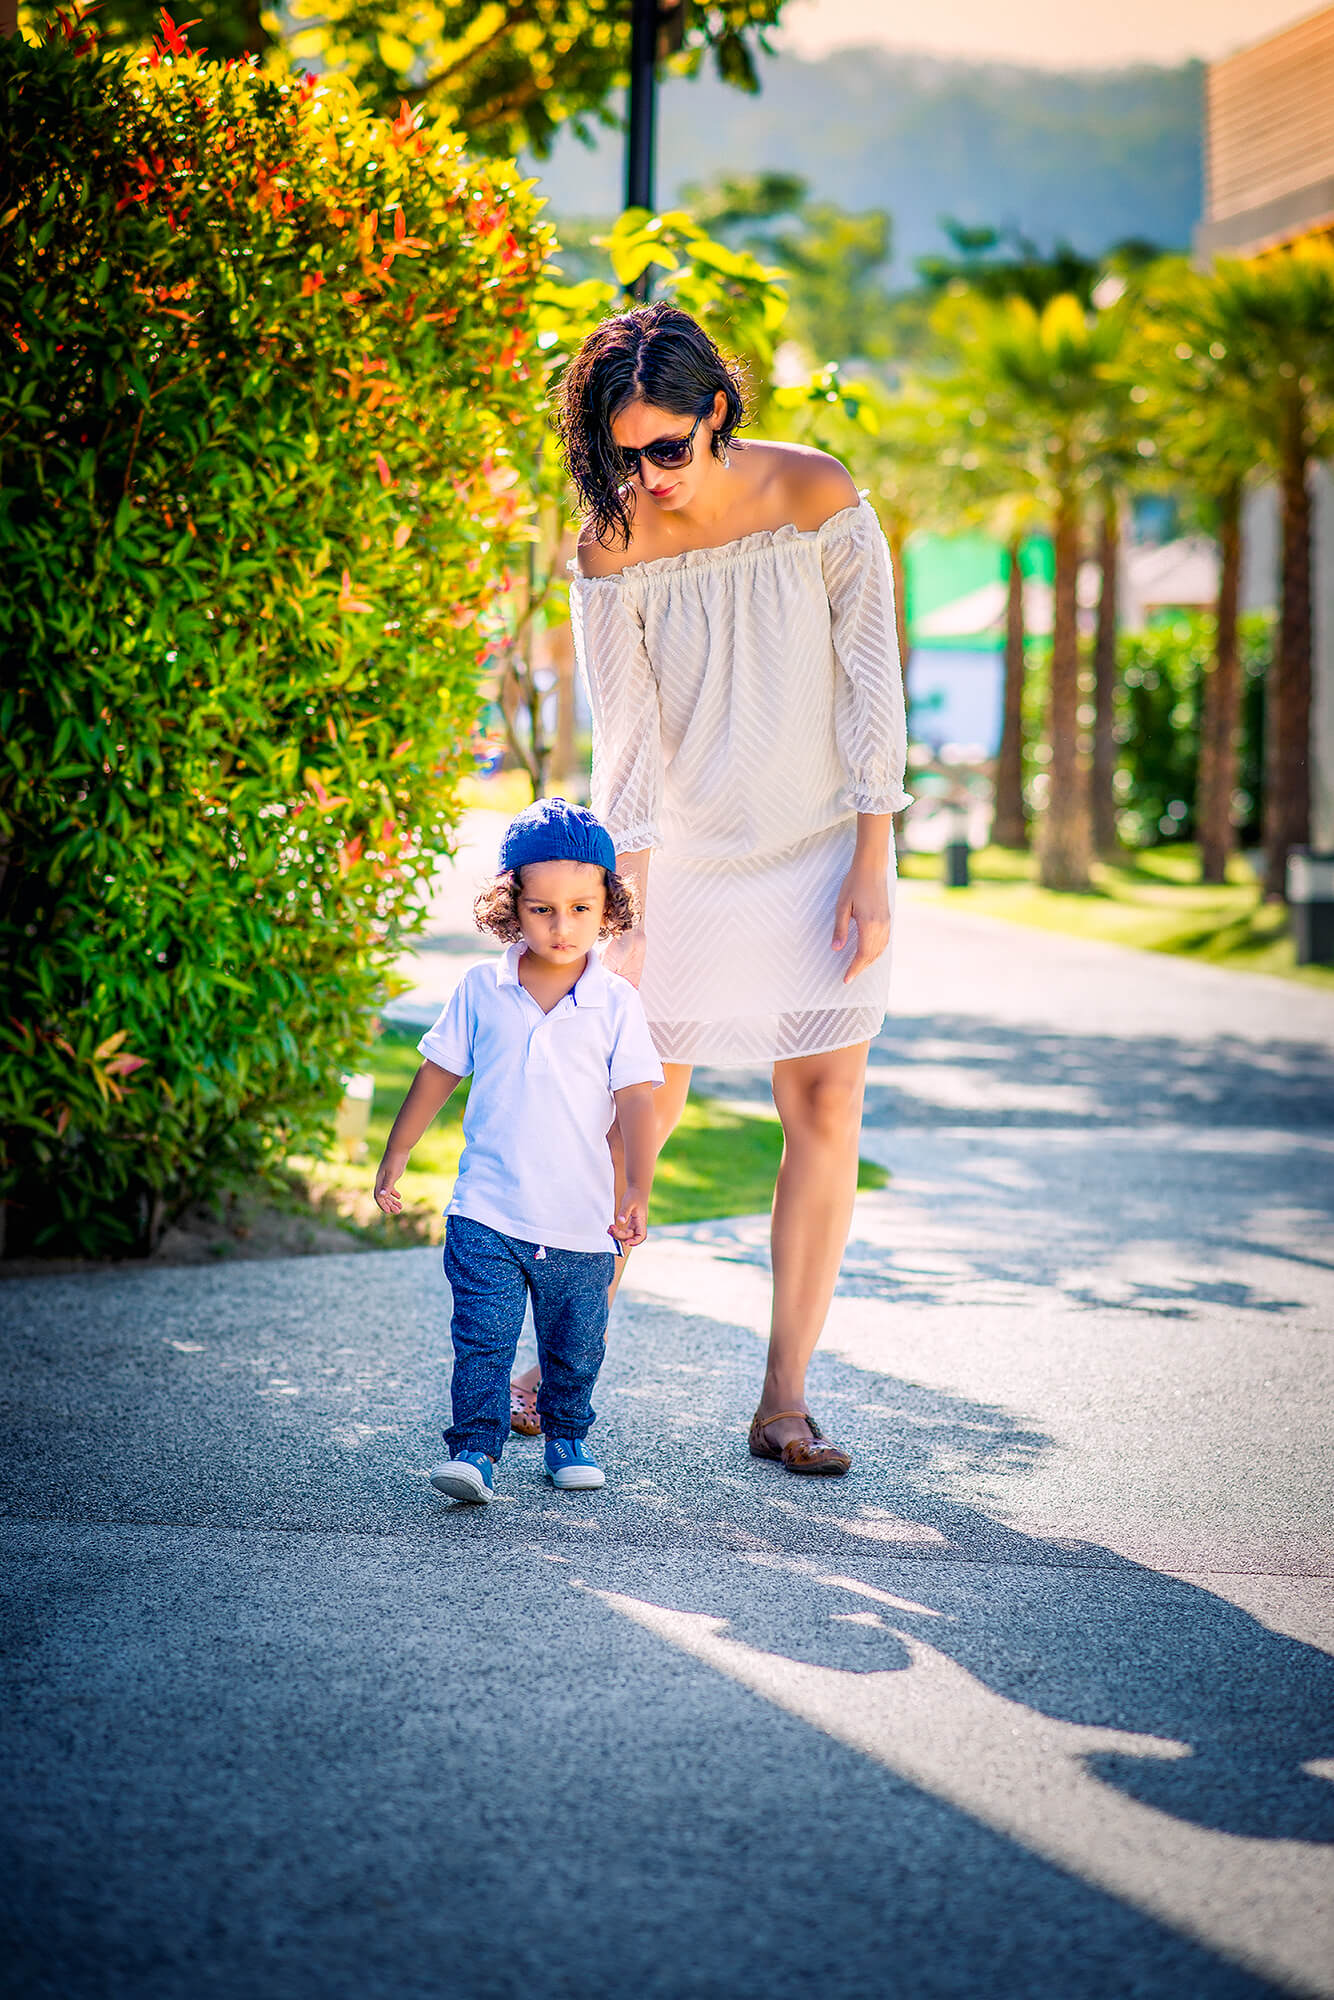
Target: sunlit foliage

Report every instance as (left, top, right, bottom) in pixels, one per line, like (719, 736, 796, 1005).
(0, 12, 553, 1252)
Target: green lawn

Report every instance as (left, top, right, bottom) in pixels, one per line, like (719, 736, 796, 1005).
(299, 1025, 888, 1246)
(652, 1092, 887, 1224)
(899, 844, 1334, 990)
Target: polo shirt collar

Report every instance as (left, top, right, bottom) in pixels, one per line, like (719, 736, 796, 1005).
(498, 942, 610, 1008)
(572, 950, 611, 1009)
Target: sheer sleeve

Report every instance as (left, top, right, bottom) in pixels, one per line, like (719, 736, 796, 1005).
(819, 501, 913, 815)
(570, 573, 664, 852)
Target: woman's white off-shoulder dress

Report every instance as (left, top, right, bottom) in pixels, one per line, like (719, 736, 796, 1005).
(570, 496, 911, 1068)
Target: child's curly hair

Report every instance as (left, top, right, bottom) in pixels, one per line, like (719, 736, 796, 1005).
(473, 865, 640, 944)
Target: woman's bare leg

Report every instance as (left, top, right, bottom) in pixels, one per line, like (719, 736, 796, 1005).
(511, 1061, 693, 1392)
(757, 1040, 870, 1450)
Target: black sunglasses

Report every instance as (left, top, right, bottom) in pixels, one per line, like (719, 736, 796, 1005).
(613, 407, 711, 480)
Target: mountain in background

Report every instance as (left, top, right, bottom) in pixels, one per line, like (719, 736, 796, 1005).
(523, 43, 1203, 273)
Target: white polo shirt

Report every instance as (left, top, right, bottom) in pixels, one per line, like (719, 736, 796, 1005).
(418, 943, 665, 1255)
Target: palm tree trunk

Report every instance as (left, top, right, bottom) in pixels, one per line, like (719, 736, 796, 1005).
(1198, 479, 1242, 885)
(992, 535, 1028, 848)
(1091, 487, 1120, 856)
(1264, 406, 1312, 899)
(1038, 482, 1092, 890)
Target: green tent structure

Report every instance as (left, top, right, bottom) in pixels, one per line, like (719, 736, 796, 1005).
(904, 534, 1054, 757)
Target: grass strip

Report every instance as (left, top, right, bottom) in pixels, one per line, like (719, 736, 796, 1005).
(899, 844, 1334, 990)
(298, 1026, 888, 1247)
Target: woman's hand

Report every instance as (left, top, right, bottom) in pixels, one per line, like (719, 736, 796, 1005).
(601, 924, 647, 987)
(832, 859, 892, 985)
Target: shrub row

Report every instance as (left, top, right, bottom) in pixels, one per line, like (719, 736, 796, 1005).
(0, 14, 553, 1253)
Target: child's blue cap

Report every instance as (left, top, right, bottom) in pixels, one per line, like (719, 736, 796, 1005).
(499, 797, 616, 877)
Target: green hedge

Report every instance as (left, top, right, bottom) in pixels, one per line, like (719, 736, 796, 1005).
(0, 14, 552, 1254)
(1113, 613, 1271, 849)
(1019, 613, 1270, 852)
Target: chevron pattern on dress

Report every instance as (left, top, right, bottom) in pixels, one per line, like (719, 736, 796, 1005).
(571, 572, 663, 853)
(647, 1004, 886, 1068)
(570, 497, 909, 1068)
(818, 502, 912, 816)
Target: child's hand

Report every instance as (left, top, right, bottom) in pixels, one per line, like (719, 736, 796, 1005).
(610, 1186, 648, 1249)
(373, 1149, 409, 1216)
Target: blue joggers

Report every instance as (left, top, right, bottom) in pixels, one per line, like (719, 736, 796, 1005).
(442, 1213, 614, 1461)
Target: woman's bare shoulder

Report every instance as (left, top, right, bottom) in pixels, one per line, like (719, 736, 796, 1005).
(758, 441, 861, 531)
(576, 500, 666, 580)
(575, 522, 629, 580)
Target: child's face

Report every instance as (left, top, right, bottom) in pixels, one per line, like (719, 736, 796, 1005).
(514, 860, 606, 967)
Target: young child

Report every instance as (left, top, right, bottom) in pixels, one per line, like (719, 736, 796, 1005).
(373, 798, 663, 1504)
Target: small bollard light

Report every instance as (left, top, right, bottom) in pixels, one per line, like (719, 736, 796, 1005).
(943, 796, 971, 888)
(335, 1072, 375, 1161)
(1287, 851, 1334, 965)
(944, 840, 971, 888)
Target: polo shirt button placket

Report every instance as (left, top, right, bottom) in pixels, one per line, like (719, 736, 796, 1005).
(527, 993, 571, 1076)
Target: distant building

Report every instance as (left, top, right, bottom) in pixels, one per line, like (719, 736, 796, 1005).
(1196, 5, 1334, 258)
(1196, 4, 1334, 851)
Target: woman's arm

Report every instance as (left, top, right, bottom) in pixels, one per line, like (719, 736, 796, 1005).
(570, 576, 664, 876)
(818, 494, 911, 821)
(373, 1060, 461, 1214)
(817, 491, 911, 985)
(601, 846, 650, 985)
(833, 814, 893, 984)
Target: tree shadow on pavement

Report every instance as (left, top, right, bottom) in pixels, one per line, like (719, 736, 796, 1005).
(702, 1010, 1334, 1133)
(681, 1205, 1318, 1321)
(868, 1010, 1334, 1132)
(4, 1249, 1331, 2000)
(512, 1297, 1334, 1852)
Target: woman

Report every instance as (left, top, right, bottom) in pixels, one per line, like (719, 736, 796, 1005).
(513, 301, 909, 1474)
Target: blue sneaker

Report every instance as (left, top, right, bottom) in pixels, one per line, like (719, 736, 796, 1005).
(430, 1450, 494, 1503)
(544, 1438, 605, 1491)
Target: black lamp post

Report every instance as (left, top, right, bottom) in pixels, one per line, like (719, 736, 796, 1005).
(625, 0, 659, 216)
(625, 1, 687, 299)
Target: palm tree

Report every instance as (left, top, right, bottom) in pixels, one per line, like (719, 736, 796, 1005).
(996, 530, 1030, 849)
(1122, 262, 1259, 883)
(1192, 245, 1334, 897)
(914, 367, 1044, 849)
(1200, 478, 1244, 886)
(1089, 483, 1121, 855)
(936, 291, 1123, 889)
(1081, 277, 1144, 859)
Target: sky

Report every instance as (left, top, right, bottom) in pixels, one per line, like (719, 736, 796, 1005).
(774, 0, 1328, 68)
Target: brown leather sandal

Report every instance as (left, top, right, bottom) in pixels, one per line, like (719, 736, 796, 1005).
(749, 1408, 852, 1476)
(509, 1381, 541, 1438)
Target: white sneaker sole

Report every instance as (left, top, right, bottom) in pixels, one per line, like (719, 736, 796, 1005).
(548, 1465, 605, 1490)
(430, 1462, 492, 1503)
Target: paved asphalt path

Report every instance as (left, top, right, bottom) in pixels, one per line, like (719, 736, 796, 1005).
(4, 832, 1334, 2000)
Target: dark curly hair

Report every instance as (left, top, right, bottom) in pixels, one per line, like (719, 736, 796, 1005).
(473, 865, 640, 945)
(554, 301, 748, 550)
